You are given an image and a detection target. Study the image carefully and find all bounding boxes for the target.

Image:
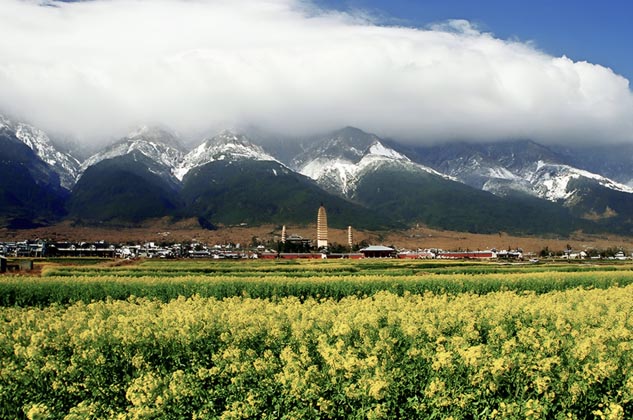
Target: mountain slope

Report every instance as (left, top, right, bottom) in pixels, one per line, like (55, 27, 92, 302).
(287, 129, 578, 234)
(68, 152, 182, 224)
(177, 130, 388, 228)
(0, 128, 68, 228)
(561, 177, 633, 235)
(0, 115, 80, 189)
(176, 130, 280, 180)
(294, 127, 449, 196)
(550, 143, 633, 187)
(400, 140, 633, 226)
(81, 126, 184, 185)
(4, 117, 631, 235)
(181, 159, 390, 229)
(351, 163, 579, 234)
(400, 140, 563, 190)
(72, 129, 385, 229)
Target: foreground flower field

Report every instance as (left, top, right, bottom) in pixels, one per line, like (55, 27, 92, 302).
(1, 260, 632, 419)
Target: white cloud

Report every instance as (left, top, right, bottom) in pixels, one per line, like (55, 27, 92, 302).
(0, 0, 631, 145)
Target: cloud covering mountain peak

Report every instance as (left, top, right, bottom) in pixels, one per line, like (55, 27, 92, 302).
(0, 0, 631, 145)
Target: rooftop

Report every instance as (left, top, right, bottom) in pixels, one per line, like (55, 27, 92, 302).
(360, 246, 395, 252)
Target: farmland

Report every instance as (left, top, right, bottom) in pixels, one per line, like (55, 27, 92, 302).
(1, 259, 632, 419)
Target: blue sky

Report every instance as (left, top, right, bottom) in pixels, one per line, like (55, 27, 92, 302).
(317, 0, 633, 82)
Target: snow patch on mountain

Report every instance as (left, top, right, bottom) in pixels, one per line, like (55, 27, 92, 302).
(480, 159, 633, 201)
(422, 141, 633, 203)
(299, 138, 450, 196)
(175, 130, 279, 180)
(529, 161, 633, 201)
(367, 142, 408, 160)
(0, 114, 79, 189)
(487, 166, 520, 180)
(81, 126, 184, 177)
(301, 158, 358, 195)
(82, 140, 182, 172)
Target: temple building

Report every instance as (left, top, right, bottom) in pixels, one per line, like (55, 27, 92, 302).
(317, 205, 328, 249)
(359, 245, 396, 258)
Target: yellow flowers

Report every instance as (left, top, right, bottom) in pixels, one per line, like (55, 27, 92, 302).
(25, 403, 50, 420)
(1, 280, 633, 418)
(593, 402, 625, 420)
(432, 350, 453, 371)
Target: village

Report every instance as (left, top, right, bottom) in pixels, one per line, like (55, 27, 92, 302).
(0, 235, 629, 272)
(2, 206, 632, 270)
(0, 238, 524, 260)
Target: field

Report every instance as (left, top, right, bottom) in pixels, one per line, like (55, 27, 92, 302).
(1, 258, 632, 419)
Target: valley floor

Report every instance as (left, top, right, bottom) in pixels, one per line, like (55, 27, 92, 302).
(1, 218, 632, 253)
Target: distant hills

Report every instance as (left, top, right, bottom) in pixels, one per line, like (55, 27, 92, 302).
(2, 113, 633, 236)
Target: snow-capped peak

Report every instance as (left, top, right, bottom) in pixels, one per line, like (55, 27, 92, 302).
(297, 128, 449, 196)
(175, 130, 278, 180)
(81, 126, 184, 174)
(126, 125, 184, 149)
(0, 114, 80, 189)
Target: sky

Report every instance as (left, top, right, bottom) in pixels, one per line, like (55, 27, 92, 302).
(0, 0, 631, 146)
(318, 0, 633, 83)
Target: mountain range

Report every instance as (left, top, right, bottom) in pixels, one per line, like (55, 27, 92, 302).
(2, 114, 633, 236)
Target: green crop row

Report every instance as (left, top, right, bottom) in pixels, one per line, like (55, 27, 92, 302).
(3, 270, 633, 307)
(39, 259, 633, 279)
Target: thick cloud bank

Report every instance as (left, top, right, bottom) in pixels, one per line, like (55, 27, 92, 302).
(0, 0, 632, 144)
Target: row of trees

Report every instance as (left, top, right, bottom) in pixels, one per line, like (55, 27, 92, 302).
(539, 245, 628, 258)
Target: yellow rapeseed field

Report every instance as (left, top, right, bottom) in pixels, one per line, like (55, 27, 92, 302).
(1, 279, 632, 419)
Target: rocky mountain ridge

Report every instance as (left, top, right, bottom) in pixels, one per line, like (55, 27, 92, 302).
(292, 127, 450, 197)
(3, 115, 633, 234)
(175, 130, 280, 180)
(0, 115, 79, 190)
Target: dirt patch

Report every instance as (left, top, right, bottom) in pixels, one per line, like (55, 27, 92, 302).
(102, 258, 142, 268)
